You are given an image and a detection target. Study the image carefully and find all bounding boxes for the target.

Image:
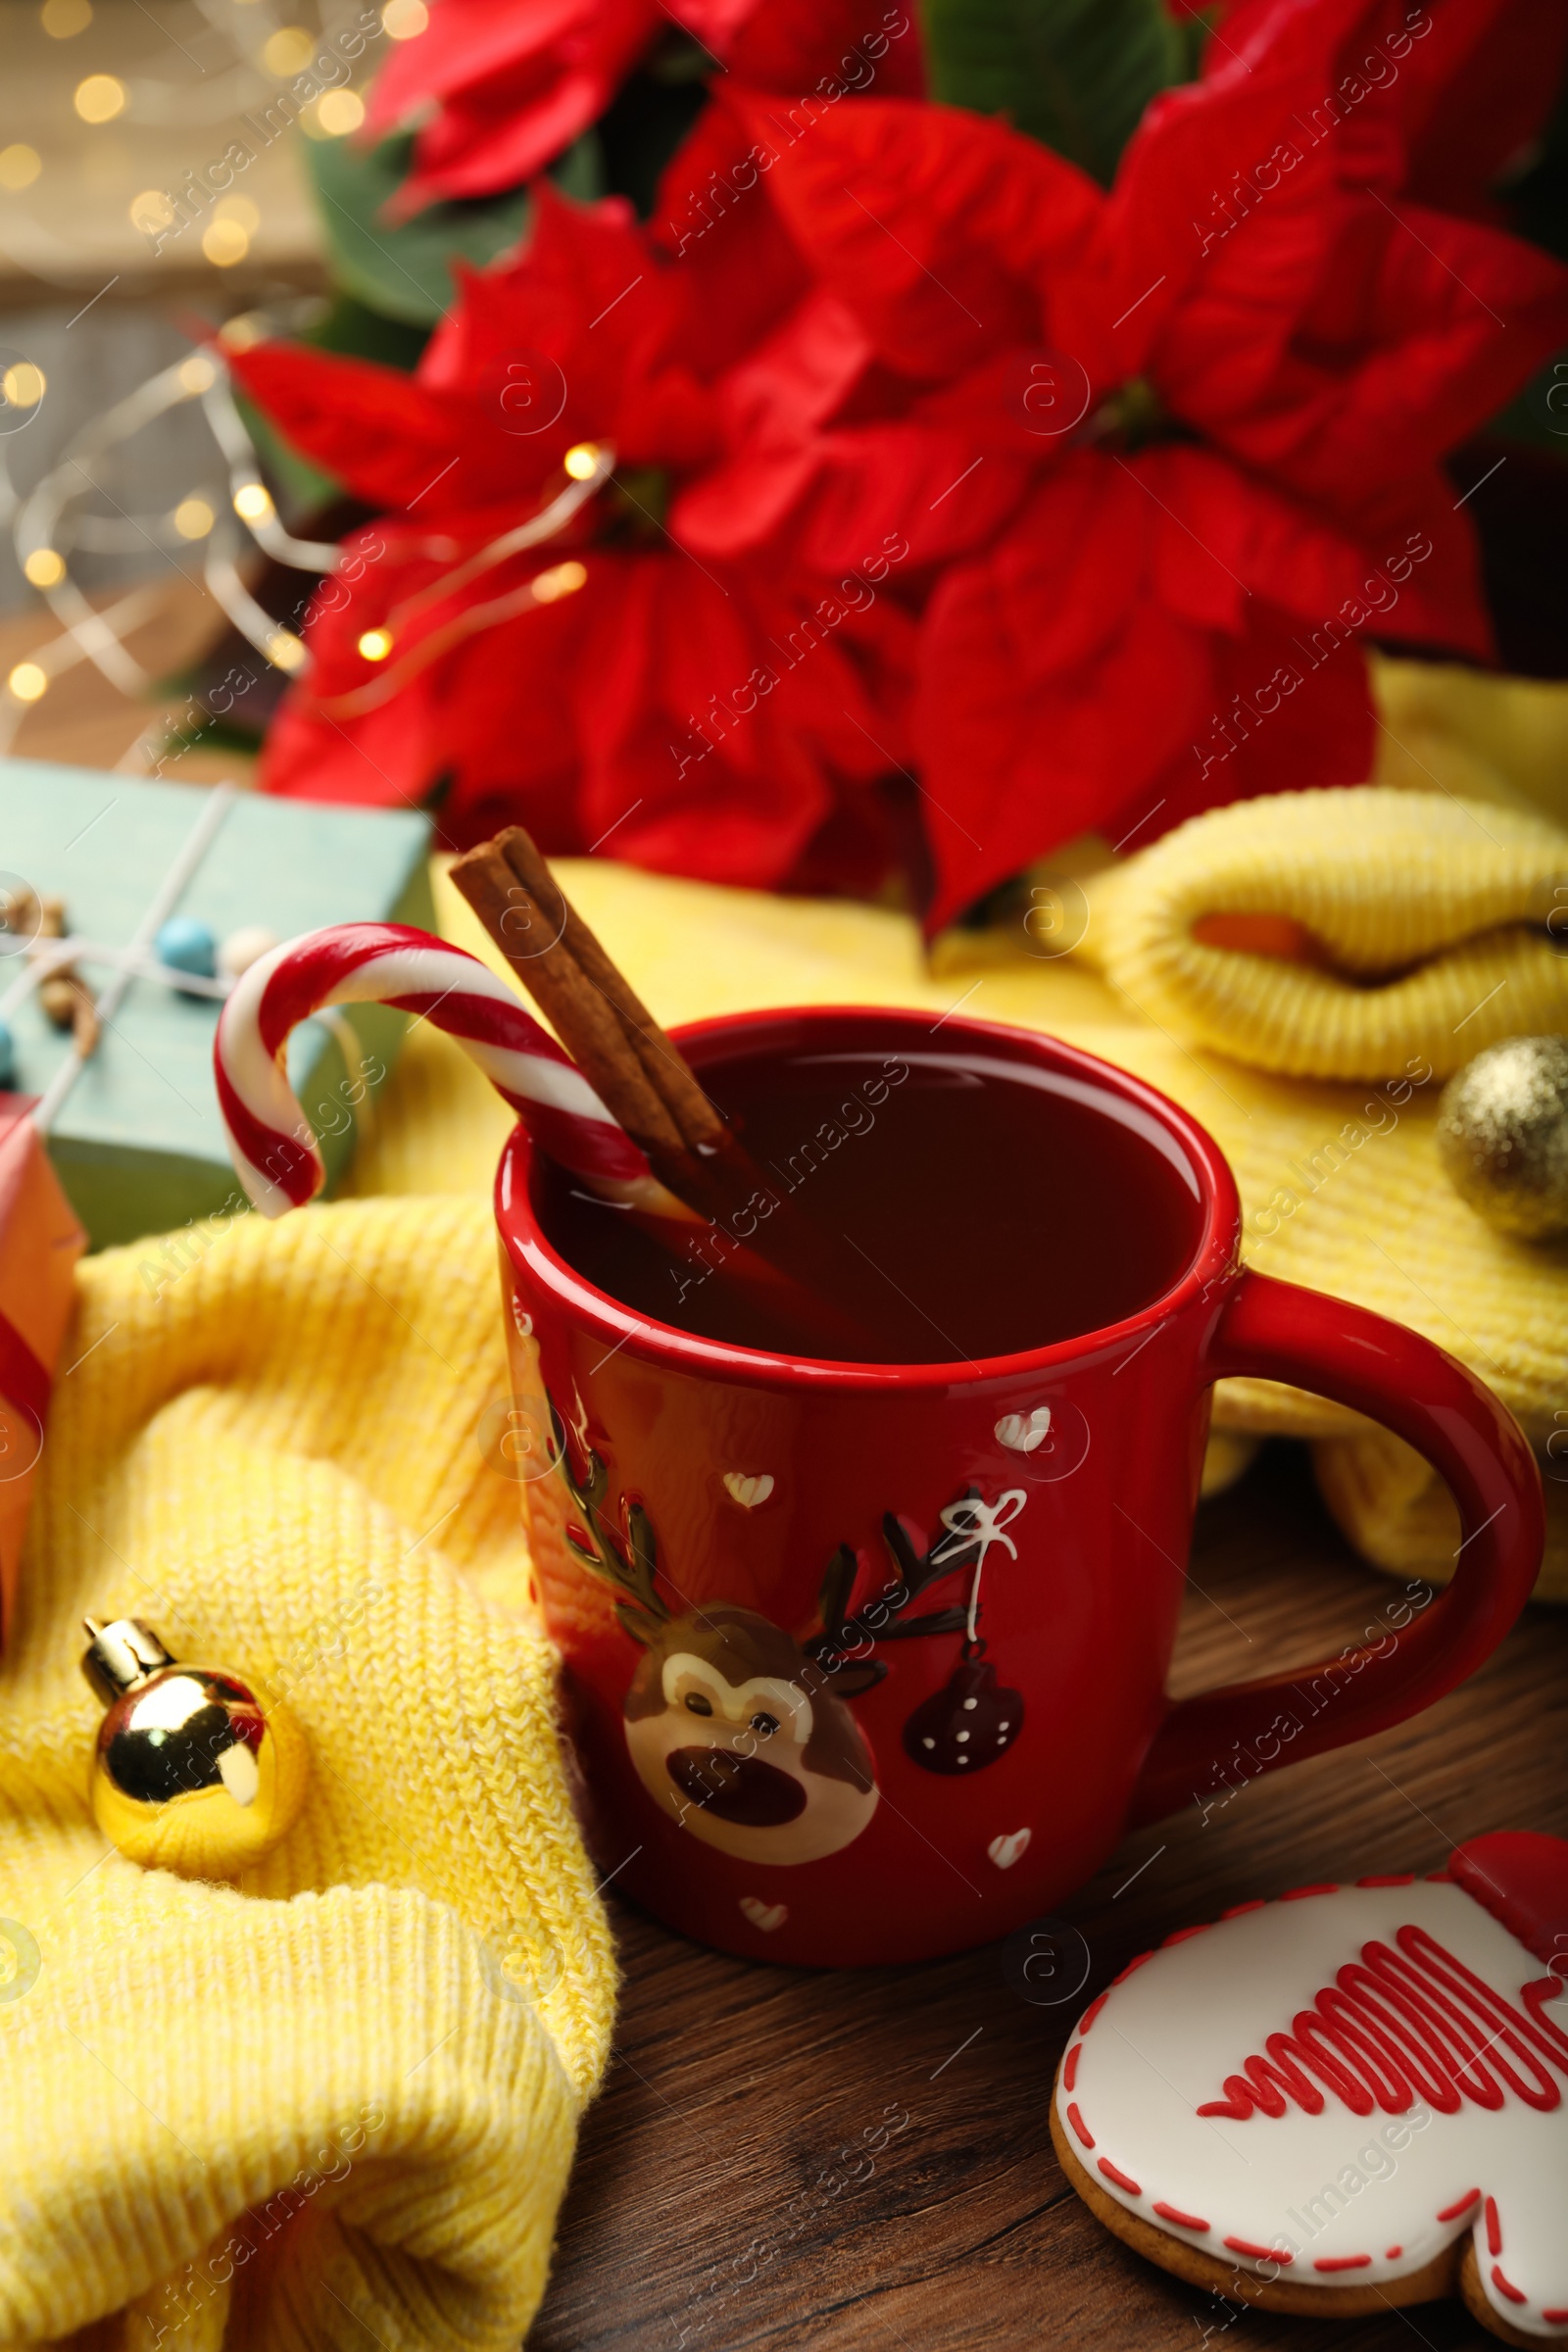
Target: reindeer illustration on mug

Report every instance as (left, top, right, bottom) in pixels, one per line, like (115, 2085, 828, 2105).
(548, 1402, 1029, 1866)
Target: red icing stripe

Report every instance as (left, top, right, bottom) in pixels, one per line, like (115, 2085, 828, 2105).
(1113, 1951, 1155, 1983)
(1486, 2197, 1502, 2256)
(1097, 2159, 1142, 2195)
(1078, 1992, 1108, 2034)
(1314, 2256, 1371, 2273)
(1282, 1884, 1339, 1900)
(1543, 2311, 1568, 2325)
(1067, 2102, 1094, 2149)
(1357, 1875, 1415, 1886)
(1062, 2044, 1080, 2092)
(1492, 2266, 1527, 2306)
(1196, 1923, 1568, 2121)
(1385, 2246, 1402, 2259)
(1152, 2202, 1210, 2232)
(1224, 2238, 1293, 2265)
(1437, 2189, 1481, 2221)
(1162, 1925, 1210, 1946)
(1222, 1899, 1267, 1918)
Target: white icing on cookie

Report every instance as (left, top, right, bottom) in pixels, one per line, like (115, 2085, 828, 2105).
(1055, 1881, 1568, 2336)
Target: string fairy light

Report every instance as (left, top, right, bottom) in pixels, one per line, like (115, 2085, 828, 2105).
(310, 559, 593, 721)
(359, 441, 613, 644)
(5, 314, 616, 751)
(300, 452, 612, 720)
(0, 583, 164, 752)
(11, 343, 285, 697)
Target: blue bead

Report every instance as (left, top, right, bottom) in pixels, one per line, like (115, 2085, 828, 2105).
(0, 1019, 14, 1091)
(154, 916, 217, 982)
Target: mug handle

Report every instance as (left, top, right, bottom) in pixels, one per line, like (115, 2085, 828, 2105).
(1127, 1268, 1544, 1827)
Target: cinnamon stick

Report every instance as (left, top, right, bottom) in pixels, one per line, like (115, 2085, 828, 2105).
(449, 826, 918, 1356)
(449, 837, 729, 1214)
(494, 829, 732, 1162)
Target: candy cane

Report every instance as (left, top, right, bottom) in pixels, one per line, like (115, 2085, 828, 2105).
(216, 921, 653, 1216)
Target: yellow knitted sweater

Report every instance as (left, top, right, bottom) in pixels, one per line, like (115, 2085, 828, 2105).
(0, 1196, 613, 2350)
(1083, 786, 1568, 1079)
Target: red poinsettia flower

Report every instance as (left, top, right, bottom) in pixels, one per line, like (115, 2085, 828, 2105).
(241, 0, 1568, 926)
(1212, 0, 1568, 228)
(654, 0, 1568, 926)
(228, 186, 917, 892)
(365, 0, 924, 216)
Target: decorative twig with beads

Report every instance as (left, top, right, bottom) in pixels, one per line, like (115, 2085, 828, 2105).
(550, 1399, 667, 1643)
(808, 1492, 990, 1685)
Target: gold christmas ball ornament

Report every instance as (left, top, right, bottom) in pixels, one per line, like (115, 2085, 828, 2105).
(1436, 1036, 1568, 1242)
(80, 1617, 309, 1876)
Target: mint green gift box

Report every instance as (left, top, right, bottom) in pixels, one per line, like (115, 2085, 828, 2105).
(0, 763, 432, 1249)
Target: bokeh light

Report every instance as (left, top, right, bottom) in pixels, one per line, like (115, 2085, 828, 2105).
(381, 0, 427, 37)
(262, 25, 314, 74)
(73, 74, 125, 122)
(202, 219, 250, 268)
(2, 364, 46, 409)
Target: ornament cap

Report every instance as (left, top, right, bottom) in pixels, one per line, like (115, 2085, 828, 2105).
(80, 1615, 177, 1707)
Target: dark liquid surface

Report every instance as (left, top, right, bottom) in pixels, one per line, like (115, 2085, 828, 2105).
(534, 1046, 1204, 1362)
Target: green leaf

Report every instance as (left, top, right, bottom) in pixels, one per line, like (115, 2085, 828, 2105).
(301, 127, 532, 326)
(554, 127, 608, 206)
(1478, 56, 1568, 459)
(917, 0, 1186, 186)
(1175, 4, 1219, 83)
(596, 56, 710, 217)
(302, 287, 431, 371)
(1484, 350, 1568, 462)
(1505, 56, 1568, 267)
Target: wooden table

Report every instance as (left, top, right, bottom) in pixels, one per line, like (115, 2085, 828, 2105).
(12, 602, 1562, 2349)
(533, 1444, 1566, 2352)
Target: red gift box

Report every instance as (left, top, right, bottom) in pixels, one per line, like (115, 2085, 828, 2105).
(0, 1097, 85, 1642)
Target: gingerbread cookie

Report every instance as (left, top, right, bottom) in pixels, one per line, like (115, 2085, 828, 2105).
(1051, 1833, 1568, 2340)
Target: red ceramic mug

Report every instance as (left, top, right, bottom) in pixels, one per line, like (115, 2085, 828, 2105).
(497, 1006, 1543, 1966)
